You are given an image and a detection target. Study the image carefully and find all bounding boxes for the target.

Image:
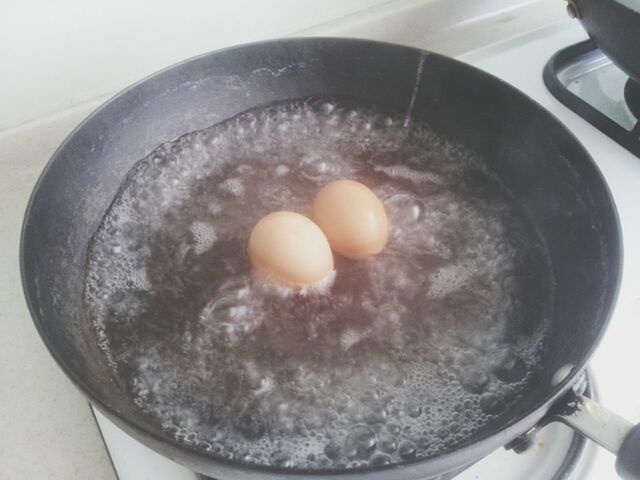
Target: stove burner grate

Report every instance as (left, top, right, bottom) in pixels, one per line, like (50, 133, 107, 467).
(544, 39, 640, 158)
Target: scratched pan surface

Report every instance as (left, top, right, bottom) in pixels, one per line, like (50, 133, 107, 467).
(21, 38, 620, 479)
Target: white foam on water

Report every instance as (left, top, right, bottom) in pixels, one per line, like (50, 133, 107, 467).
(374, 164, 443, 185)
(190, 221, 217, 255)
(84, 99, 553, 470)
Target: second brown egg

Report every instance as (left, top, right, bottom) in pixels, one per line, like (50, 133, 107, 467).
(312, 179, 389, 259)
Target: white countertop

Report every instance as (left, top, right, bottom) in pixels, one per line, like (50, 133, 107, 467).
(0, 102, 115, 479)
(0, 1, 569, 478)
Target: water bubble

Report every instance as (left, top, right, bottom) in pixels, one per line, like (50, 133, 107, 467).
(479, 393, 505, 415)
(197, 441, 211, 450)
(494, 353, 527, 383)
(387, 193, 424, 224)
(322, 103, 335, 114)
(364, 408, 388, 424)
(405, 401, 422, 418)
(387, 423, 401, 435)
(398, 440, 417, 460)
(236, 413, 266, 440)
(370, 453, 391, 466)
(238, 449, 252, 461)
(271, 450, 291, 468)
(417, 436, 430, 450)
(324, 441, 341, 460)
(378, 435, 398, 453)
(459, 368, 489, 394)
(344, 425, 377, 460)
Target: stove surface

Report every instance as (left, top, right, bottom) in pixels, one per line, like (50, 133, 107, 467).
(93, 17, 640, 480)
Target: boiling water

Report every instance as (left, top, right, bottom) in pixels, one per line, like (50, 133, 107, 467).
(84, 99, 553, 469)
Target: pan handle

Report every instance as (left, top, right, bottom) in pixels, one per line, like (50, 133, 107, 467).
(551, 394, 640, 479)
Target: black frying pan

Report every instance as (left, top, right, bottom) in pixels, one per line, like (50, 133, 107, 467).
(568, 0, 640, 83)
(20, 38, 640, 479)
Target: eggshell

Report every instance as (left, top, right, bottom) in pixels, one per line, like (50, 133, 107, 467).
(312, 179, 389, 259)
(248, 211, 334, 289)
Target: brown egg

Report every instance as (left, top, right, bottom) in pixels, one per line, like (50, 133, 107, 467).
(248, 211, 334, 289)
(312, 179, 389, 259)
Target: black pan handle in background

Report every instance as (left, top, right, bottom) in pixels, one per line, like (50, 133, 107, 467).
(551, 393, 640, 479)
(563, 0, 640, 84)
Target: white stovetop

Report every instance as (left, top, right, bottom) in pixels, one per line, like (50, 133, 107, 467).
(4, 1, 638, 479)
